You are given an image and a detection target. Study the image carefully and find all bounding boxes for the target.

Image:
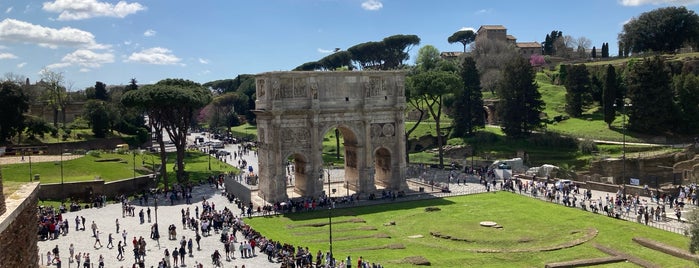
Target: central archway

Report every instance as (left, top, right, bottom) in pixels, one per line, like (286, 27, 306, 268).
(254, 71, 409, 203)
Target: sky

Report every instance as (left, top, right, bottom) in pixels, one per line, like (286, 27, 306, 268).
(1, 0, 699, 90)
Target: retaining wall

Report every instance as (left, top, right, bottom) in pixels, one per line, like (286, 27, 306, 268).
(0, 182, 40, 267)
(39, 175, 154, 201)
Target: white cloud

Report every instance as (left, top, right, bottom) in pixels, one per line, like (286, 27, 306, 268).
(317, 48, 334, 54)
(619, 0, 699, 6)
(5, 7, 13, 13)
(475, 9, 491, 15)
(126, 47, 183, 65)
(0, 53, 18, 59)
(47, 49, 114, 69)
(17, 62, 26, 68)
(63, 49, 114, 67)
(459, 27, 476, 32)
(42, 0, 146, 21)
(198, 58, 209, 64)
(46, 62, 71, 69)
(79, 68, 90, 72)
(123, 40, 132, 45)
(143, 29, 156, 37)
(361, 0, 383, 11)
(0, 18, 108, 49)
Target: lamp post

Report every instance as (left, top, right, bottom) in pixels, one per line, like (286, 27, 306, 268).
(133, 150, 137, 179)
(208, 143, 211, 171)
(321, 163, 334, 258)
(615, 99, 632, 197)
(60, 146, 64, 185)
(27, 149, 33, 182)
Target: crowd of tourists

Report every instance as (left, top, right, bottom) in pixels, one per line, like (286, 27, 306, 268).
(492, 175, 696, 227)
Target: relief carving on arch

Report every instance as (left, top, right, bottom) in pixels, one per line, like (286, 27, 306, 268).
(365, 77, 383, 97)
(293, 78, 308, 98)
(281, 78, 293, 98)
(272, 79, 281, 100)
(370, 123, 395, 137)
(280, 127, 310, 145)
(257, 79, 266, 98)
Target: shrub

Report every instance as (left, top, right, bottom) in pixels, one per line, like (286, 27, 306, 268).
(87, 150, 101, 157)
(578, 139, 598, 154)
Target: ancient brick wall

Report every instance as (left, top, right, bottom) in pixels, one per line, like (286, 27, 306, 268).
(0, 183, 40, 267)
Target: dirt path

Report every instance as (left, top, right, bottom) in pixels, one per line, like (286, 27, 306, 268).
(0, 155, 83, 165)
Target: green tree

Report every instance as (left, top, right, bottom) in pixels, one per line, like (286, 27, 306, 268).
(689, 210, 699, 255)
(626, 56, 676, 133)
(498, 56, 544, 138)
(447, 30, 476, 53)
(619, 6, 699, 54)
(603, 65, 618, 128)
(673, 74, 699, 133)
(0, 81, 29, 143)
(95, 81, 108, 101)
(124, 78, 138, 92)
(564, 64, 590, 117)
(452, 56, 484, 137)
(23, 115, 55, 140)
(408, 64, 462, 168)
(83, 99, 110, 138)
(591, 46, 597, 58)
(122, 79, 212, 186)
(415, 45, 441, 71)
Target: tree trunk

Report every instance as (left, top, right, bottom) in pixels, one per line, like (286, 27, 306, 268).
(436, 117, 444, 169)
(335, 128, 340, 160)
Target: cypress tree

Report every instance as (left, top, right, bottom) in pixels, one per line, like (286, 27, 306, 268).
(602, 64, 617, 128)
(498, 56, 544, 138)
(452, 56, 485, 137)
(625, 56, 675, 133)
(564, 64, 590, 117)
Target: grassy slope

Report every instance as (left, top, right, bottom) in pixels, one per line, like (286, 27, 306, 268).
(247, 193, 692, 267)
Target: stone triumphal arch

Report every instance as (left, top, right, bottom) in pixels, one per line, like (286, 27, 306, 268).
(254, 71, 408, 203)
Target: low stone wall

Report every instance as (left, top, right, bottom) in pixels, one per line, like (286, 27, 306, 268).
(0, 182, 40, 267)
(39, 175, 154, 201)
(224, 174, 251, 203)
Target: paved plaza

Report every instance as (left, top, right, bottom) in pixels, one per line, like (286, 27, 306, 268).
(38, 185, 279, 268)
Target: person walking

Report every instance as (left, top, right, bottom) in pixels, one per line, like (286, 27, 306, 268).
(107, 233, 114, 248)
(188, 238, 194, 257)
(116, 218, 120, 233)
(91, 221, 97, 237)
(94, 229, 102, 248)
(116, 241, 124, 261)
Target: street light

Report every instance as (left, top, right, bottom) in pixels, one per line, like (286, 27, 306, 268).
(208, 143, 211, 171)
(60, 146, 64, 185)
(615, 99, 632, 197)
(26, 149, 33, 182)
(133, 150, 137, 179)
(321, 163, 334, 258)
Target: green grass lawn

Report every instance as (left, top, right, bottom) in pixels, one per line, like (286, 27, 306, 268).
(246, 193, 692, 267)
(230, 123, 258, 140)
(1, 151, 237, 184)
